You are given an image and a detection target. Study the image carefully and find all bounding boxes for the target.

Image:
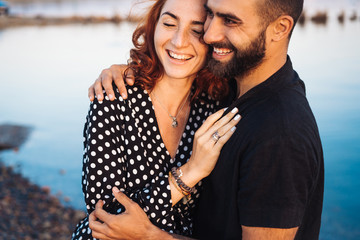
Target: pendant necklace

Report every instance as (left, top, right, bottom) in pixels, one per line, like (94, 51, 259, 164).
(151, 90, 191, 128)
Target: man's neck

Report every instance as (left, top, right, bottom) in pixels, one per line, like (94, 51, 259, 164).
(236, 54, 287, 98)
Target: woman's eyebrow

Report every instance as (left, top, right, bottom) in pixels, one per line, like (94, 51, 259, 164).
(192, 20, 205, 25)
(161, 11, 177, 19)
(161, 11, 204, 25)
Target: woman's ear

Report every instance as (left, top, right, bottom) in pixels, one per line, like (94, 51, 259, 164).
(269, 15, 294, 42)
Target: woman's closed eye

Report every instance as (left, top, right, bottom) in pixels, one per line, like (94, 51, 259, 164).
(192, 29, 204, 36)
(163, 22, 176, 27)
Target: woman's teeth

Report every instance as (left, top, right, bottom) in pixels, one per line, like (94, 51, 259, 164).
(168, 51, 192, 60)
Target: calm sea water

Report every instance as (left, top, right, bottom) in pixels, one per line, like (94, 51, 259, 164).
(1, 2, 360, 240)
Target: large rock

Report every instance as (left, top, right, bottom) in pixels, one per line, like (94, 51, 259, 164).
(0, 124, 32, 151)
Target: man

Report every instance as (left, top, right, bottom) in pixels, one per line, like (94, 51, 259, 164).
(88, 0, 324, 239)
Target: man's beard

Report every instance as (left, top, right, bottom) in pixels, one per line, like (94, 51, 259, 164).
(206, 29, 266, 79)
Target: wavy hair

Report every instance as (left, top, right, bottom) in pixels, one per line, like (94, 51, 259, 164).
(125, 0, 228, 101)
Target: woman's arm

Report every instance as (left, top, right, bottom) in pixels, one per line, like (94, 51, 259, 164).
(168, 107, 241, 205)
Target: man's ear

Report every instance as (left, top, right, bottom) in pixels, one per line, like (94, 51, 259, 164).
(269, 15, 294, 42)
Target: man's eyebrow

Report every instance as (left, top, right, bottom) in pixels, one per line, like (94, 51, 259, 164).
(161, 11, 204, 25)
(217, 12, 242, 22)
(204, 3, 242, 23)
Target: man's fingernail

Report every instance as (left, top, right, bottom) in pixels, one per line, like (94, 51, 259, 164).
(113, 187, 120, 193)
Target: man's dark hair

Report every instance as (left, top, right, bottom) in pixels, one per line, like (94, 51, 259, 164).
(256, 0, 304, 36)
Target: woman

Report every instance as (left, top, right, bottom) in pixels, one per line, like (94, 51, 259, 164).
(72, 0, 240, 238)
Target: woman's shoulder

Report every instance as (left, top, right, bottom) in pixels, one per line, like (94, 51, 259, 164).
(194, 91, 220, 110)
(112, 83, 148, 101)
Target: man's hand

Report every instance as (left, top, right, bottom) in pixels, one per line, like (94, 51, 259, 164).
(242, 225, 298, 240)
(89, 187, 167, 240)
(88, 64, 135, 102)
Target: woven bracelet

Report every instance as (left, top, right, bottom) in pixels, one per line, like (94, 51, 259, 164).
(171, 167, 196, 194)
(169, 171, 190, 198)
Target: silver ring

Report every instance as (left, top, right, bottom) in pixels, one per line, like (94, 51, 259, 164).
(212, 131, 221, 143)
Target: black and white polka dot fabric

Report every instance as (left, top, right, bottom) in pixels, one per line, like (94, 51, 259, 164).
(72, 84, 219, 239)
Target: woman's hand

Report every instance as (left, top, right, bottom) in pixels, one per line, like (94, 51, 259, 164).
(180, 108, 241, 187)
(88, 64, 135, 102)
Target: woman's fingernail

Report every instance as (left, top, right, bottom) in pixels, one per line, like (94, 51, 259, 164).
(108, 94, 113, 100)
(113, 187, 120, 193)
(97, 94, 102, 99)
(234, 114, 241, 121)
(121, 93, 127, 99)
(223, 107, 228, 111)
(231, 107, 238, 113)
(231, 126, 236, 132)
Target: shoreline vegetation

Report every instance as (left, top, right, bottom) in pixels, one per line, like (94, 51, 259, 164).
(0, 14, 142, 29)
(0, 161, 86, 239)
(0, 9, 359, 29)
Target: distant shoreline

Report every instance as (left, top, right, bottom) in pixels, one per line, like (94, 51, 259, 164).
(0, 9, 358, 30)
(0, 14, 142, 29)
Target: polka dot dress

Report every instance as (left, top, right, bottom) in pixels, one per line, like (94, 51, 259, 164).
(72, 84, 219, 239)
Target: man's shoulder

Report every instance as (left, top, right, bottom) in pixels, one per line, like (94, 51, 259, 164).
(241, 86, 318, 140)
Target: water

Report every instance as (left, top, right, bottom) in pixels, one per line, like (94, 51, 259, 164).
(0, 22, 137, 208)
(1, 2, 360, 240)
(288, 18, 360, 239)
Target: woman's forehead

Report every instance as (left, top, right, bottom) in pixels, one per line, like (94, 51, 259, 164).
(160, 0, 206, 19)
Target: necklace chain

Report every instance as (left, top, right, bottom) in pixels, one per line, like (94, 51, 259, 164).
(151, 90, 191, 128)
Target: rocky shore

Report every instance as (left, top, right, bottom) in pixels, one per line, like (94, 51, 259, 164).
(0, 162, 86, 239)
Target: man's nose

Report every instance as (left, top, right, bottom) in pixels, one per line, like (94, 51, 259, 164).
(204, 18, 225, 45)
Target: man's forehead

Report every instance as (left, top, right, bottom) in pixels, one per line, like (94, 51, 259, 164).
(206, 0, 259, 21)
(205, 0, 257, 14)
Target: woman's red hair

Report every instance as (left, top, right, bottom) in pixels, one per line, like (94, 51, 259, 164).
(126, 0, 228, 101)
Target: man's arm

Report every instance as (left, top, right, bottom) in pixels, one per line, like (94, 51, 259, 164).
(89, 64, 135, 102)
(89, 187, 196, 240)
(242, 226, 298, 240)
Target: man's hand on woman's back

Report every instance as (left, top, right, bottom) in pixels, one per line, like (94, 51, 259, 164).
(88, 64, 135, 102)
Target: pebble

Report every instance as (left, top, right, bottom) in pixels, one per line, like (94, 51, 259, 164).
(0, 162, 86, 239)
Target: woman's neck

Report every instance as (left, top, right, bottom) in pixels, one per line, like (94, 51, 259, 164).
(149, 76, 194, 159)
(151, 76, 194, 115)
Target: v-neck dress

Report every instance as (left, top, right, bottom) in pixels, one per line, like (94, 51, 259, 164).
(72, 84, 219, 239)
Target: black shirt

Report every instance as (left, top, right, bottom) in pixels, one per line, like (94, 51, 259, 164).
(193, 57, 324, 240)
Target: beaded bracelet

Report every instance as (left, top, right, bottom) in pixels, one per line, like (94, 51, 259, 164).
(171, 167, 196, 194)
